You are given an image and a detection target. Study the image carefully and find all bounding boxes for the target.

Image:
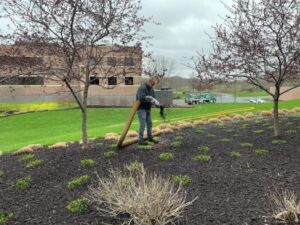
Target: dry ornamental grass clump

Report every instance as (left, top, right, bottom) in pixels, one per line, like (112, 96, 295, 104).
(270, 189, 300, 223)
(48, 142, 68, 149)
(85, 165, 197, 225)
(104, 133, 120, 141)
(13, 144, 43, 155)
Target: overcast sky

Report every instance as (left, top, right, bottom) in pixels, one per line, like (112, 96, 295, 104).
(0, 0, 232, 78)
(141, 0, 232, 77)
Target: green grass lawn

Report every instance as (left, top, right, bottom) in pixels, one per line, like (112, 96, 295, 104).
(235, 90, 269, 97)
(1, 100, 300, 153)
(0, 102, 77, 116)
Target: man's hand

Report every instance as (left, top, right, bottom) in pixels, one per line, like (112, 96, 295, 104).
(145, 96, 160, 107)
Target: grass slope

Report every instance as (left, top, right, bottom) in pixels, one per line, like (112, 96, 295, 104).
(1, 100, 299, 153)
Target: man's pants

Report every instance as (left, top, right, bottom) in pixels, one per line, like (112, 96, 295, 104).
(137, 109, 152, 142)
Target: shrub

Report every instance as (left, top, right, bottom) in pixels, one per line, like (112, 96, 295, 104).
(137, 145, 153, 151)
(159, 153, 175, 161)
(18, 153, 35, 162)
(16, 176, 32, 190)
(80, 159, 96, 168)
(68, 175, 90, 190)
(170, 141, 182, 149)
(0, 170, 4, 177)
(220, 138, 231, 142)
(230, 151, 241, 158)
(124, 161, 143, 172)
(85, 165, 197, 225)
(255, 149, 269, 156)
(66, 198, 89, 214)
(0, 211, 14, 225)
(171, 175, 190, 186)
(272, 139, 287, 145)
(240, 143, 253, 148)
(192, 155, 211, 162)
(174, 136, 183, 141)
(197, 146, 210, 152)
(104, 151, 117, 158)
(286, 130, 296, 134)
(25, 160, 43, 169)
(269, 189, 300, 223)
(254, 130, 264, 134)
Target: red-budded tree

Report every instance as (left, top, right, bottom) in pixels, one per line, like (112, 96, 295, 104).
(193, 0, 300, 136)
(2, 0, 151, 148)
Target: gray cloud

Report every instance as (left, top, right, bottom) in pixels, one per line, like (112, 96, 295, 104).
(141, 0, 233, 77)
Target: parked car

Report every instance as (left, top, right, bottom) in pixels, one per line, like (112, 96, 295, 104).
(249, 98, 266, 103)
(198, 92, 217, 103)
(185, 94, 200, 105)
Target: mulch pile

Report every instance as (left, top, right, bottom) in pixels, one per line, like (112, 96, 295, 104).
(1, 116, 300, 225)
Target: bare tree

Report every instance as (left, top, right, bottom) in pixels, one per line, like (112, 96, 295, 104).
(2, 0, 150, 148)
(143, 56, 170, 84)
(193, 0, 300, 137)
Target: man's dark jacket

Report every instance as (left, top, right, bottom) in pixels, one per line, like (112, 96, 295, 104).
(136, 83, 155, 110)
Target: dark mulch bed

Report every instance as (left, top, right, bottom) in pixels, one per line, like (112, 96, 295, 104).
(1, 116, 300, 225)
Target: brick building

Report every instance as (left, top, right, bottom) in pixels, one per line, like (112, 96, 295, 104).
(0, 44, 142, 106)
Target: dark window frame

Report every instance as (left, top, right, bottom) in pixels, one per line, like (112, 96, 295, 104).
(124, 57, 134, 66)
(1, 76, 44, 85)
(89, 76, 100, 85)
(107, 57, 117, 66)
(108, 76, 117, 85)
(125, 77, 134, 85)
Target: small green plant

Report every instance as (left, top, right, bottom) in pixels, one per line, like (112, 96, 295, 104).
(255, 149, 269, 156)
(172, 175, 190, 186)
(254, 130, 264, 134)
(103, 151, 117, 158)
(0, 170, 4, 178)
(226, 129, 234, 133)
(170, 141, 182, 149)
(240, 143, 253, 148)
(220, 138, 231, 142)
(159, 153, 175, 161)
(0, 210, 14, 225)
(25, 160, 43, 169)
(241, 124, 248, 129)
(174, 136, 183, 141)
(95, 142, 103, 147)
(110, 144, 118, 150)
(68, 175, 90, 190)
(272, 139, 287, 145)
(66, 198, 88, 214)
(124, 161, 142, 172)
(207, 134, 216, 137)
(233, 134, 240, 137)
(268, 125, 274, 130)
(285, 129, 296, 134)
(18, 153, 35, 162)
(197, 146, 210, 152)
(137, 145, 153, 151)
(80, 159, 96, 168)
(15, 176, 32, 190)
(230, 151, 241, 158)
(192, 155, 211, 162)
(195, 129, 204, 134)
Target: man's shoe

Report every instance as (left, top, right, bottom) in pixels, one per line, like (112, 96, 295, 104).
(148, 138, 159, 144)
(138, 141, 148, 145)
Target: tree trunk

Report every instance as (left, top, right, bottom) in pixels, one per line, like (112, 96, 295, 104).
(273, 98, 280, 137)
(273, 85, 280, 137)
(81, 82, 89, 149)
(82, 109, 88, 148)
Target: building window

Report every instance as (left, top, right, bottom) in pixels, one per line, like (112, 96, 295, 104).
(124, 57, 134, 66)
(107, 57, 116, 66)
(1, 76, 44, 85)
(89, 76, 99, 85)
(108, 76, 117, 85)
(125, 77, 133, 85)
